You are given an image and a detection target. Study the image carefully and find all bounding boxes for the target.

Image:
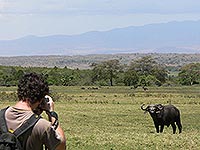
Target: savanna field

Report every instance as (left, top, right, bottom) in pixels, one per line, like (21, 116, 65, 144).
(0, 86, 200, 150)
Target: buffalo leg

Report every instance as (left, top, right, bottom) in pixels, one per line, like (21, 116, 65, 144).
(160, 125, 164, 133)
(176, 121, 182, 133)
(154, 124, 159, 133)
(171, 123, 176, 134)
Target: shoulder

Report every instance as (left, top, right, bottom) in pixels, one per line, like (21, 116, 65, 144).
(33, 118, 51, 134)
(33, 118, 60, 139)
(33, 118, 62, 149)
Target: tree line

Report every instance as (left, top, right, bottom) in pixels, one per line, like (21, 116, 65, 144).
(0, 56, 199, 87)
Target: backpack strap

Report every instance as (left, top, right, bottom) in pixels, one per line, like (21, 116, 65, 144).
(0, 107, 10, 133)
(14, 114, 41, 137)
(14, 114, 41, 149)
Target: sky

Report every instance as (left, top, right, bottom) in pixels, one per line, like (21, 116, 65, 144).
(0, 0, 200, 40)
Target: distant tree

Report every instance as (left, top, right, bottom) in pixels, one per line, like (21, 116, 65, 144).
(178, 63, 200, 85)
(47, 67, 62, 85)
(78, 69, 93, 86)
(128, 56, 168, 86)
(60, 67, 74, 86)
(91, 59, 121, 86)
(152, 64, 168, 84)
(15, 70, 24, 80)
(90, 62, 105, 85)
(124, 70, 139, 86)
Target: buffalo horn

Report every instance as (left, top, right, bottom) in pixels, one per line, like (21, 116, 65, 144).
(141, 104, 147, 111)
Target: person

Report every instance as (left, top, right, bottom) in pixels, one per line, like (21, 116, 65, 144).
(3, 72, 66, 150)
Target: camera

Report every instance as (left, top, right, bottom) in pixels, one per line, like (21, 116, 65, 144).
(40, 97, 50, 110)
(33, 97, 50, 115)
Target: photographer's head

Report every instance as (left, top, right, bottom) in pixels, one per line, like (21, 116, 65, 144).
(17, 72, 49, 105)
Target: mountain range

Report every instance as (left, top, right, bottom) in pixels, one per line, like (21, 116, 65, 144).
(0, 20, 200, 56)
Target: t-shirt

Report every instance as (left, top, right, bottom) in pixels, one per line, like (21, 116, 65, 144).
(5, 107, 61, 150)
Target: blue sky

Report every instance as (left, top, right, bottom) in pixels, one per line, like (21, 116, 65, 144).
(0, 0, 200, 40)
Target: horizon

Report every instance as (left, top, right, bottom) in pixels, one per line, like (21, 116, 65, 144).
(0, 51, 200, 58)
(0, 0, 200, 40)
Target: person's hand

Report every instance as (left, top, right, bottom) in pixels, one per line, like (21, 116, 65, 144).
(43, 95, 56, 122)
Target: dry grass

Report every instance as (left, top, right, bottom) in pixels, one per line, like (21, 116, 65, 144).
(0, 86, 200, 149)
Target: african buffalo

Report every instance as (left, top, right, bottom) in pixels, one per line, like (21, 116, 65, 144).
(141, 104, 182, 134)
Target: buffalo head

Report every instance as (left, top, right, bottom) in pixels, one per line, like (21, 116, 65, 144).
(141, 104, 164, 116)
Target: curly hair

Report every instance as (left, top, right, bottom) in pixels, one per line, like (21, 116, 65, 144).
(17, 72, 49, 104)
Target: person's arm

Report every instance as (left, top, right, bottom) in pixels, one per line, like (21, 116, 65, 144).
(45, 95, 66, 150)
(54, 121, 66, 150)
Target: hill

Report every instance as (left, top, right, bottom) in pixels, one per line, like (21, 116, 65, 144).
(0, 53, 200, 70)
(0, 20, 200, 56)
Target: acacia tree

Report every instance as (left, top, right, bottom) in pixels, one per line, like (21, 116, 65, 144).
(178, 63, 200, 85)
(123, 70, 139, 87)
(91, 59, 121, 86)
(128, 56, 168, 86)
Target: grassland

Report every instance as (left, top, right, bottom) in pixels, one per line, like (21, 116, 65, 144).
(0, 86, 200, 150)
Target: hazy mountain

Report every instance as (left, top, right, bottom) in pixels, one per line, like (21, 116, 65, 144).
(0, 20, 200, 56)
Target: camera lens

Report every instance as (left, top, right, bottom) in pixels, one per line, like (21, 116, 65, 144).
(44, 97, 49, 102)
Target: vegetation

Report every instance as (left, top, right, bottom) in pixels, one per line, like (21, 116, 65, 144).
(127, 56, 168, 87)
(0, 55, 199, 87)
(178, 63, 200, 85)
(0, 86, 200, 149)
(91, 59, 122, 86)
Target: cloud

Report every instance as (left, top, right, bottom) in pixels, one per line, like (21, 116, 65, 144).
(1, 0, 200, 16)
(0, 0, 200, 40)
(0, 1, 12, 11)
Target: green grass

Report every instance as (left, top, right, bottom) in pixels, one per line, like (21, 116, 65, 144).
(0, 86, 200, 149)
